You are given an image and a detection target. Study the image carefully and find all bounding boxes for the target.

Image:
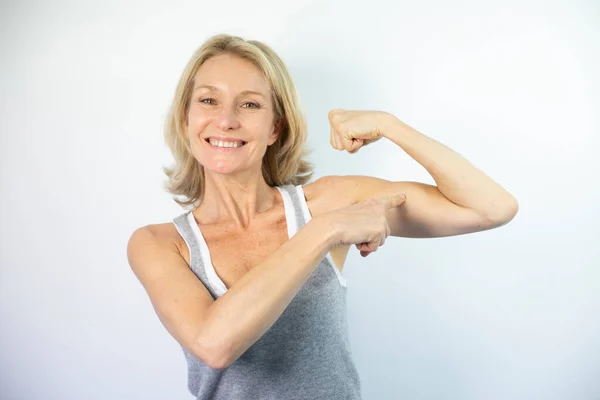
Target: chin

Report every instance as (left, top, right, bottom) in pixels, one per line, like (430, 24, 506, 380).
(203, 163, 237, 176)
(201, 159, 249, 177)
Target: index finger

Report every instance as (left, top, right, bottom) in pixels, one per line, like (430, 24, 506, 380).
(381, 194, 406, 209)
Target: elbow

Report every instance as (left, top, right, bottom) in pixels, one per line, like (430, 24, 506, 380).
(193, 334, 232, 370)
(486, 197, 519, 226)
(207, 352, 232, 370)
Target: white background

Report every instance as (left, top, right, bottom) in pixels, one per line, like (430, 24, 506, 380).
(1, 0, 598, 399)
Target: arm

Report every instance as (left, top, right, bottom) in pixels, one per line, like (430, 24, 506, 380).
(327, 110, 519, 238)
(318, 175, 505, 238)
(127, 218, 336, 370)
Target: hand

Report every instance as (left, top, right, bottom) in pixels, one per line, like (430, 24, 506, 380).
(328, 109, 392, 154)
(323, 194, 407, 257)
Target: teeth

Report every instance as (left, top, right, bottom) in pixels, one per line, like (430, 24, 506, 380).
(208, 139, 245, 148)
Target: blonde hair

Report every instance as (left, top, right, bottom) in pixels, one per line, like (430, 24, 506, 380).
(162, 34, 314, 209)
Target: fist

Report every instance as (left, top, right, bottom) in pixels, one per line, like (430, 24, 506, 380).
(328, 109, 391, 154)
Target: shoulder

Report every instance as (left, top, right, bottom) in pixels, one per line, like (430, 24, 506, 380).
(127, 222, 188, 266)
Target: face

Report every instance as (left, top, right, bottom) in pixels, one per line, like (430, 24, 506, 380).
(186, 53, 279, 177)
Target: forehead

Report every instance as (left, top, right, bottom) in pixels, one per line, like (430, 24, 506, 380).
(193, 53, 270, 95)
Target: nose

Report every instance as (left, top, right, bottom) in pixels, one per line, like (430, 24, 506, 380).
(215, 106, 241, 131)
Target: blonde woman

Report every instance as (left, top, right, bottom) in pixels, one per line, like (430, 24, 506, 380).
(127, 34, 518, 399)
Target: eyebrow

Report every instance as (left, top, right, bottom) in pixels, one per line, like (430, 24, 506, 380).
(193, 84, 266, 98)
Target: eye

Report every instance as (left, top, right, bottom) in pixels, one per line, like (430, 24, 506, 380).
(199, 98, 215, 104)
(242, 102, 260, 109)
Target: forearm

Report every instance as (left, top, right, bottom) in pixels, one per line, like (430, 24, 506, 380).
(382, 114, 518, 220)
(197, 217, 336, 369)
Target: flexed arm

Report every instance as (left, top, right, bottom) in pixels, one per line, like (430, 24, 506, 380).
(326, 110, 518, 243)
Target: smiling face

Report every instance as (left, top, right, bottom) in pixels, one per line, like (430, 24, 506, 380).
(186, 53, 279, 177)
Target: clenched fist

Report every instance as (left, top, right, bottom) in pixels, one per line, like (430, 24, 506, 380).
(328, 109, 394, 154)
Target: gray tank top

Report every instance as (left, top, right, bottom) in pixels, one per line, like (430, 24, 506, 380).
(172, 184, 362, 400)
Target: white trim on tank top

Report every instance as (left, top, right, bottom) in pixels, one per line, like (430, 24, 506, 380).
(185, 212, 228, 296)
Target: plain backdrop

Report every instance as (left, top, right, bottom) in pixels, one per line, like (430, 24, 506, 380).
(1, 0, 598, 399)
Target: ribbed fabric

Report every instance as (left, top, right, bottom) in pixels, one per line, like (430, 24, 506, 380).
(172, 184, 361, 400)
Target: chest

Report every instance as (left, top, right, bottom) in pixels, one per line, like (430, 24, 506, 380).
(201, 220, 290, 290)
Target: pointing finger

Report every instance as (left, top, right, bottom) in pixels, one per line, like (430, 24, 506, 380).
(382, 194, 406, 209)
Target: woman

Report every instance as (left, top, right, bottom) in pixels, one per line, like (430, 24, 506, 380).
(127, 34, 518, 399)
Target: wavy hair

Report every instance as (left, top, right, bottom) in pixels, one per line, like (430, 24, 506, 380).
(162, 34, 314, 209)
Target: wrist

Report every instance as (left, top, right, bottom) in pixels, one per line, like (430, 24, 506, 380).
(381, 113, 407, 140)
(306, 215, 340, 251)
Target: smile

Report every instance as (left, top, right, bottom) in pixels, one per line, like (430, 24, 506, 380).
(205, 138, 247, 148)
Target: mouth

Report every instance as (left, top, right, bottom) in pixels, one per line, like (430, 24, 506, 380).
(204, 138, 247, 149)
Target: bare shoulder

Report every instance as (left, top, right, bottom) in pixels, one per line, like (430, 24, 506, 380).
(127, 222, 190, 266)
(127, 224, 172, 276)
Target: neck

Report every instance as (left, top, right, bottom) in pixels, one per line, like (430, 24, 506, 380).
(194, 169, 278, 229)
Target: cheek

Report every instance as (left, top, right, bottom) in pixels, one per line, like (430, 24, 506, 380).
(247, 117, 275, 138)
(186, 112, 211, 134)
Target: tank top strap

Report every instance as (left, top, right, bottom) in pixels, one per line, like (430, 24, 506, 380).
(277, 184, 312, 233)
(275, 185, 303, 235)
(172, 212, 221, 299)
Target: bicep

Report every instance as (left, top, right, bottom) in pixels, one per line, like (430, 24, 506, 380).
(327, 174, 494, 238)
(127, 227, 218, 366)
(384, 181, 491, 238)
